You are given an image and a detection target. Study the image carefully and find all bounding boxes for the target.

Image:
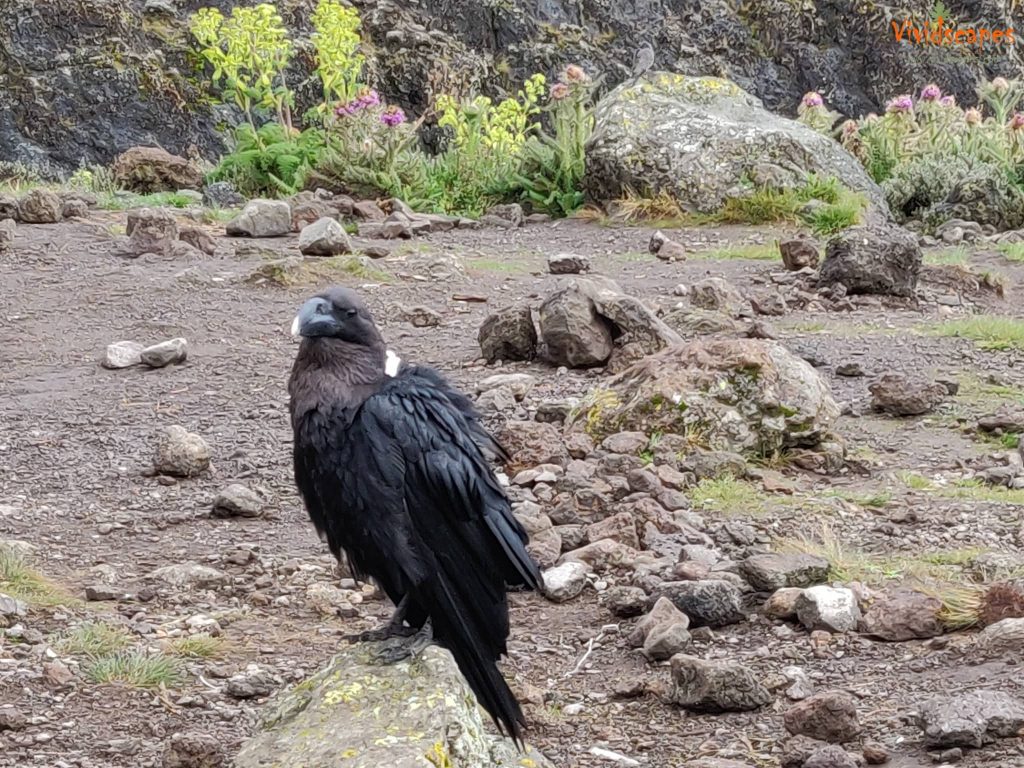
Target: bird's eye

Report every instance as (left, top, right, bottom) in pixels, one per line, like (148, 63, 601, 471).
(346, 309, 358, 317)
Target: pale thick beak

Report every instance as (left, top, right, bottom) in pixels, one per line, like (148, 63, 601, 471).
(290, 314, 301, 337)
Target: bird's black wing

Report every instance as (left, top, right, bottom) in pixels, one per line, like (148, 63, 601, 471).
(342, 368, 540, 740)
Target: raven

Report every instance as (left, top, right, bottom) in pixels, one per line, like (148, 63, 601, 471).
(287, 286, 542, 743)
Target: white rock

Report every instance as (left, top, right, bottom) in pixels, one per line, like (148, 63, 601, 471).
(141, 337, 188, 368)
(796, 586, 861, 633)
(226, 199, 291, 238)
(542, 561, 590, 603)
(298, 217, 352, 256)
(103, 340, 144, 369)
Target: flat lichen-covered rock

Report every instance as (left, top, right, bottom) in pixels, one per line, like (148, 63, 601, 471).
(233, 644, 553, 768)
(572, 339, 840, 456)
(584, 73, 888, 216)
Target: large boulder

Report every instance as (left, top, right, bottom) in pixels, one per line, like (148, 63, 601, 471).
(226, 200, 292, 238)
(584, 73, 887, 216)
(233, 644, 554, 768)
(572, 339, 840, 455)
(819, 223, 922, 297)
(112, 146, 204, 193)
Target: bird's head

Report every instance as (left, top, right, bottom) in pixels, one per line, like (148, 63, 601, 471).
(290, 287, 383, 348)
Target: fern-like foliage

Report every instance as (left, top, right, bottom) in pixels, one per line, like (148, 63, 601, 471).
(209, 123, 324, 197)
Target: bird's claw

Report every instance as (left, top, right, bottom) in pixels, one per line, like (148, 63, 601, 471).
(370, 624, 433, 665)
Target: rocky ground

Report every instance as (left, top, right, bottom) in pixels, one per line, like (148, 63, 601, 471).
(2, 194, 1024, 768)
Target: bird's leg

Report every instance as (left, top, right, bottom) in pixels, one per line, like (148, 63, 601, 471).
(344, 595, 418, 643)
(371, 619, 433, 665)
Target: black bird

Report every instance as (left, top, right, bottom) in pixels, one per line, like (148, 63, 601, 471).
(287, 286, 542, 743)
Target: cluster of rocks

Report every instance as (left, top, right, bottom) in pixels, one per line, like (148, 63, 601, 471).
(120, 207, 217, 259)
(103, 338, 188, 370)
(0, 188, 96, 225)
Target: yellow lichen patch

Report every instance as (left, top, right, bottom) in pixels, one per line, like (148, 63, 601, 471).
(426, 741, 453, 768)
(323, 681, 364, 706)
(520, 760, 538, 768)
(340, 749, 358, 759)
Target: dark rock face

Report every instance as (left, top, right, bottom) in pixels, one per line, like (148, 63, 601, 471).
(2, 0, 1021, 178)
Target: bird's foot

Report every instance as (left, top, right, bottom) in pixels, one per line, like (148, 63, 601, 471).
(344, 623, 419, 644)
(370, 622, 433, 665)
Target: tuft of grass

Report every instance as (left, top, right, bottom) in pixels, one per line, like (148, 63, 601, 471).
(58, 622, 132, 658)
(925, 247, 970, 266)
(100, 191, 200, 211)
(804, 194, 865, 236)
(1000, 432, 1022, 449)
(612, 189, 689, 224)
(169, 633, 226, 659)
(690, 243, 780, 261)
(779, 525, 901, 583)
(86, 651, 182, 689)
(689, 475, 765, 515)
(957, 374, 1024, 405)
(720, 187, 800, 225)
(201, 207, 239, 225)
(0, 550, 74, 607)
(996, 242, 1024, 263)
(934, 316, 1024, 351)
(918, 582, 985, 630)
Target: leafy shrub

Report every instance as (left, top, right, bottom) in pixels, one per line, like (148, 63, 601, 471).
(211, 123, 325, 196)
(190, 4, 294, 131)
(508, 65, 597, 217)
(882, 155, 975, 221)
(311, 0, 364, 110)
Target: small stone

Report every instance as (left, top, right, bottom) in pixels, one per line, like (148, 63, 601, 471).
(935, 748, 963, 763)
(43, 660, 74, 686)
(149, 562, 229, 588)
(605, 586, 649, 618)
(779, 237, 820, 270)
(764, 588, 804, 620)
(203, 181, 245, 208)
(690, 277, 748, 316)
(0, 593, 27, 623)
(835, 362, 865, 377)
(649, 230, 686, 261)
(796, 586, 861, 633)
(628, 596, 691, 660)
(226, 200, 291, 238)
(62, 198, 89, 219)
(978, 617, 1024, 656)
(211, 485, 263, 518)
(179, 226, 218, 256)
(478, 305, 537, 362)
(740, 553, 831, 591)
(484, 203, 524, 227)
(477, 374, 537, 401)
(141, 338, 188, 368)
(784, 690, 862, 743)
(861, 742, 890, 765)
(915, 690, 1024, 748)
(870, 374, 948, 416)
(401, 305, 443, 328)
(127, 207, 179, 255)
(85, 585, 122, 602)
(154, 426, 210, 477)
(669, 655, 772, 712)
(103, 341, 145, 369)
(860, 589, 943, 641)
(803, 745, 859, 768)
(0, 707, 28, 732)
(163, 731, 227, 768)
(542, 561, 590, 603)
(548, 253, 591, 274)
(298, 217, 352, 256)
(226, 667, 276, 699)
(652, 580, 746, 628)
(305, 583, 357, 618)
(18, 189, 62, 223)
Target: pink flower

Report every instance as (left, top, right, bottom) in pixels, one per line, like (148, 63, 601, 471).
(939, 95, 956, 107)
(886, 94, 914, 113)
(965, 108, 983, 125)
(380, 106, 406, 127)
(550, 83, 570, 100)
(920, 83, 942, 101)
(1010, 112, 1024, 131)
(564, 65, 587, 83)
(840, 119, 859, 137)
(801, 91, 824, 108)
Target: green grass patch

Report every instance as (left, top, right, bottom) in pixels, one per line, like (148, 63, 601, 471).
(0, 550, 74, 607)
(690, 475, 766, 515)
(900, 472, 1024, 504)
(467, 257, 529, 274)
(996, 243, 1024, 263)
(85, 651, 182, 689)
(824, 489, 893, 508)
(169, 633, 226, 659)
(689, 243, 780, 261)
(58, 622, 132, 657)
(933, 316, 1024, 351)
(925, 247, 970, 266)
(100, 191, 200, 211)
(957, 373, 1024, 404)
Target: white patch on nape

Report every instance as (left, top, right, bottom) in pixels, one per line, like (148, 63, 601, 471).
(290, 315, 301, 337)
(384, 349, 401, 377)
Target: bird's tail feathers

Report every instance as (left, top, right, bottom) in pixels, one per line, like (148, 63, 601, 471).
(426, 571, 526, 747)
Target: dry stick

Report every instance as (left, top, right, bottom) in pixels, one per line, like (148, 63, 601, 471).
(563, 630, 606, 678)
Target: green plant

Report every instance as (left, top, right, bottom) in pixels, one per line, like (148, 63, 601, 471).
(169, 633, 226, 659)
(935, 315, 1024, 350)
(997, 243, 1024, 262)
(211, 122, 325, 196)
(312, 0, 365, 111)
(58, 622, 132, 657)
(0, 549, 72, 607)
(86, 651, 182, 688)
(69, 164, 119, 195)
(189, 4, 295, 133)
(509, 66, 596, 217)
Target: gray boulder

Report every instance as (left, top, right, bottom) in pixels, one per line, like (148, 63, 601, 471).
(298, 217, 352, 256)
(477, 305, 537, 362)
(584, 73, 887, 216)
(226, 200, 292, 238)
(127, 207, 178, 256)
(670, 654, 772, 713)
(18, 189, 62, 223)
(914, 690, 1024, 748)
(539, 283, 615, 368)
(819, 223, 922, 297)
(233, 644, 554, 768)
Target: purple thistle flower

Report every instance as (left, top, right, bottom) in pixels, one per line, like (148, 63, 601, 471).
(550, 83, 570, 101)
(380, 106, 406, 127)
(886, 94, 914, 113)
(939, 95, 956, 107)
(801, 91, 824, 108)
(920, 83, 942, 102)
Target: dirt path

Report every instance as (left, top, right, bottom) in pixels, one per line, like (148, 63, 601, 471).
(2, 212, 1024, 768)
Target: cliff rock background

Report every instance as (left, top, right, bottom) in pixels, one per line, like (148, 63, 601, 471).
(1, 0, 1022, 178)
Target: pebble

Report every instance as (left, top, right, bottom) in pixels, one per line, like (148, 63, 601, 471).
(103, 340, 145, 369)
